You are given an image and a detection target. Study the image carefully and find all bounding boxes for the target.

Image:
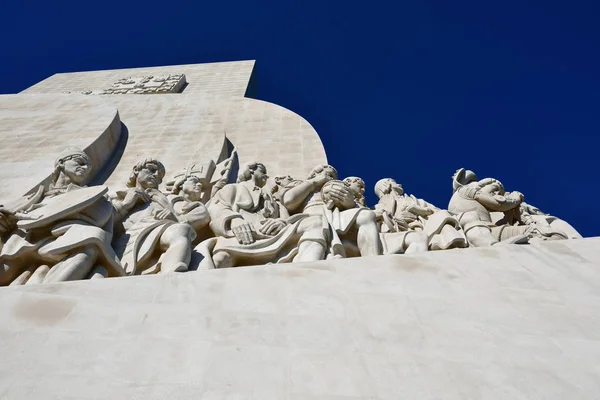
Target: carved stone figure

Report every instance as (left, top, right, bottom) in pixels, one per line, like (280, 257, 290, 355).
(0, 148, 125, 285)
(197, 163, 328, 268)
(281, 165, 382, 258)
(342, 176, 367, 207)
(494, 201, 582, 240)
(268, 175, 297, 203)
(448, 168, 537, 247)
(374, 178, 467, 251)
(0, 146, 584, 284)
(519, 202, 582, 239)
(111, 158, 202, 275)
(166, 169, 212, 243)
(164, 150, 237, 204)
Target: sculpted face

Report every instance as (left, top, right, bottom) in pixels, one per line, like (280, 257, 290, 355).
(481, 182, 502, 196)
(253, 165, 269, 188)
(137, 162, 163, 189)
(61, 155, 92, 185)
(275, 175, 294, 188)
(343, 177, 365, 196)
(389, 179, 404, 195)
(181, 176, 203, 201)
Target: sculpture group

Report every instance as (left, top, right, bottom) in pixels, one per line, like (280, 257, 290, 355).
(0, 148, 582, 286)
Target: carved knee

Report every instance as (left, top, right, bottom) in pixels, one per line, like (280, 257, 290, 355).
(213, 251, 233, 269)
(356, 210, 377, 226)
(162, 223, 194, 247)
(175, 223, 194, 240)
(466, 227, 497, 247)
(404, 232, 429, 253)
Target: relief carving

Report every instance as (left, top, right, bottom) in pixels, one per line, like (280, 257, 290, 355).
(0, 149, 583, 286)
(197, 163, 328, 269)
(447, 168, 576, 246)
(281, 166, 382, 258)
(0, 149, 125, 285)
(111, 158, 207, 275)
(375, 178, 467, 251)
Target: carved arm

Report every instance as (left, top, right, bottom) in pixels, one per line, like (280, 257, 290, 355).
(281, 181, 315, 213)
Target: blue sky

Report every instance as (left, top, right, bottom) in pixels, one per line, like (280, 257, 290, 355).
(1, 0, 599, 236)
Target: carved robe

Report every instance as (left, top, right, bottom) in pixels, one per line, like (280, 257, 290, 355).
(197, 181, 322, 268)
(279, 181, 371, 258)
(0, 184, 125, 285)
(377, 192, 466, 250)
(112, 188, 196, 275)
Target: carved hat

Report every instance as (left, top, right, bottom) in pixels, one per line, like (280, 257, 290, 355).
(452, 168, 478, 192)
(52, 148, 93, 184)
(54, 148, 92, 168)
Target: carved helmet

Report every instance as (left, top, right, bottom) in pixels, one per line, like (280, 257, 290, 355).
(452, 168, 478, 193)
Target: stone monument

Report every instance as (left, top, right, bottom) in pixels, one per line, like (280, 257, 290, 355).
(0, 60, 596, 399)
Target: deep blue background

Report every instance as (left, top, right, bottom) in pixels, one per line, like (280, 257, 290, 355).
(1, 0, 599, 236)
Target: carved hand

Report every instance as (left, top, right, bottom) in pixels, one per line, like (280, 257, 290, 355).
(154, 208, 177, 221)
(231, 218, 256, 245)
(309, 173, 333, 189)
(524, 224, 542, 237)
(258, 218, 287, 236)
(123, 188, 151, 209)
(508, 191, 525, 203)
(329, 185, 356, 209)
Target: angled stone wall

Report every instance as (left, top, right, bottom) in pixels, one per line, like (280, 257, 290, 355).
(20, 60, 256, 98)
(0, 94, 121, 203)
(1, 61, 327, 198)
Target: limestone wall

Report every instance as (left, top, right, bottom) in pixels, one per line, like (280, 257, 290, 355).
(0, 94, 122, 202)
(1, 238, 599, 399)
(0, 61, 327, 198)
(20, 60, 256, 98)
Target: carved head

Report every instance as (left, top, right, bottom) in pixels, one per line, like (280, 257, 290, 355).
(171, 175, 203, 201)
(343, 176, 366, 197)
(237, 162, 269, 188)
(53, 148, 93, 186)
(374, 178, 403, 198)
(478, 178, 504, 196)
(263, 175, 294, 195)
(452, 168, 478, 192)
(127, 158, 166, 190)
(274, 175, 294, 188)
(307, 164, 338, 181)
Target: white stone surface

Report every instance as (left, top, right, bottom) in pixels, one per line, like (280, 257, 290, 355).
(0, 61, 327, 202)
(21, 60, 256, 98)
(1, 238, 599, 399)
(0, 94, 121, 203)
